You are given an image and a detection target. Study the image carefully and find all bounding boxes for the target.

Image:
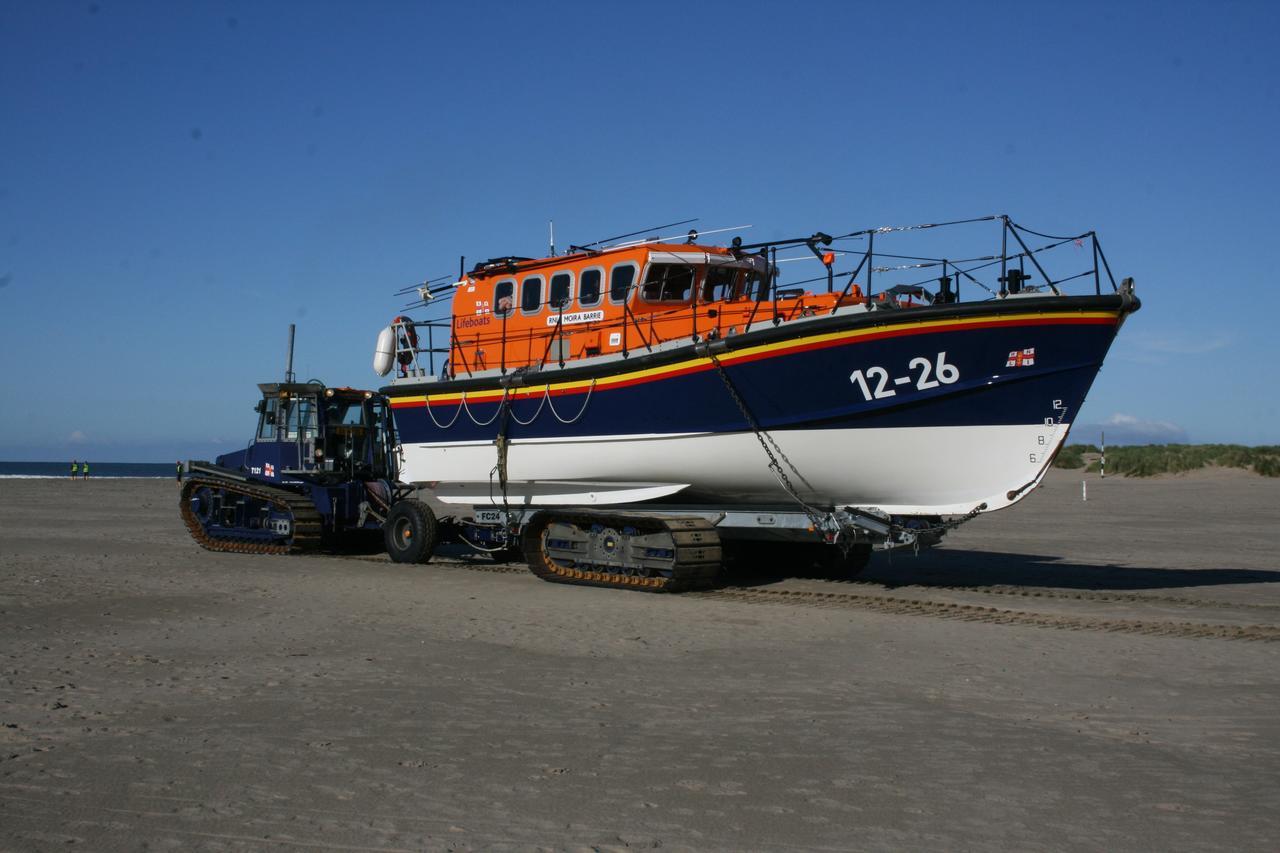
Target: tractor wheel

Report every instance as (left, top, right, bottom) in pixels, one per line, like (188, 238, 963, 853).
(384, 499, 438, 564)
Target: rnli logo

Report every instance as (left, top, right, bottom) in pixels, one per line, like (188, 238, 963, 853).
(264, 463, 275, 478)
(1006, 347, 1036, 368)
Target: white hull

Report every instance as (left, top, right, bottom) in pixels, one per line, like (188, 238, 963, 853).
(401, 422, 1071, 516)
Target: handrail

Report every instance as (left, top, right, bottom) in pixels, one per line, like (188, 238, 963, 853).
(394, 216, 1122, 379)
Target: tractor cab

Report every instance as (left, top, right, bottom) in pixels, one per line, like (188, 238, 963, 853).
(218, 382, 398, 484)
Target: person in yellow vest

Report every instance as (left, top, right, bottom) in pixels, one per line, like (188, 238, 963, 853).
(82, 461, 89, 480)
(70, 460, 78, 479)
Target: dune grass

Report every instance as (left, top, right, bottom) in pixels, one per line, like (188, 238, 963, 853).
(1053, 444, 1280, 477)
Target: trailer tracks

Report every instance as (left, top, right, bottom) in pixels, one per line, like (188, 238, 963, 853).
(691, 586, 1280, 642)
(415, 556, 1278, 642)
(339, 552, 1279, 641)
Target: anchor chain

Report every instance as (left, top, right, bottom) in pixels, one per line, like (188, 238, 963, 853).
(704, 351, 856, 548)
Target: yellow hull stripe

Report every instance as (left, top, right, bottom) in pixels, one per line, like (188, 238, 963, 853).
(390, 309, 1120, 406)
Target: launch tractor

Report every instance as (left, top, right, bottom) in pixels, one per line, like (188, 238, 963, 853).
(179, 330, 440, 562)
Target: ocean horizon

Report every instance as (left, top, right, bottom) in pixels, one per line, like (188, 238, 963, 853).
(0, 461, 177, 479)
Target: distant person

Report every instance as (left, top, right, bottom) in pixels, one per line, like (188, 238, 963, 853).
(82, 461, 89, 480)
(70, 460, 78, 480)
(176, 461, 182, 483)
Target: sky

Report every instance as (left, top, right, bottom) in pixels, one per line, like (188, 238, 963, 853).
(2, 0, 1278, 461)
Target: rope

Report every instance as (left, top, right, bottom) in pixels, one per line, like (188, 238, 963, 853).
(545, 379, 596, 424)
(462, 389, 507, 426)
(508, 387, 549, 426)
(1008, 220, 1091, 242)
(424, 397, 464, 429)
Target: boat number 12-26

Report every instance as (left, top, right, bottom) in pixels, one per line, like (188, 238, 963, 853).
(850, 352, 960, 400)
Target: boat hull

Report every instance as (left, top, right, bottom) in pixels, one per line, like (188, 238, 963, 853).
(385, 294, 1136, 515)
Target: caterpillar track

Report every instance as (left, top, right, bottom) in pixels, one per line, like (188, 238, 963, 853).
(522, 510, 722, 592)
(180, 476, 325, 555)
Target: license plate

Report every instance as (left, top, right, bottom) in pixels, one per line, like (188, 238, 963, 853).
(474, 509, 504, 525)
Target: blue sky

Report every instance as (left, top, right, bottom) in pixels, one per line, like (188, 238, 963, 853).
(2, 0, 1278, 461)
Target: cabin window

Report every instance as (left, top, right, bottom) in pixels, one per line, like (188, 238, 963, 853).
(610, 263, 637, 303)
(579, 268, 603, 306)
(703, 266, 739, 302)
(520, 275, 544, 314)
(549, 271, 573, 309)
(641, 263, 695, 303)
(494, 279, 515, 316)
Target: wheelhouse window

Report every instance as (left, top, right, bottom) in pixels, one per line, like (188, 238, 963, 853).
(494, 279, 515, 316)
(520, 275, 544, 314)
(549, 271, 573, 309)
(579, 268, 603, 306)
(746, 265, 769, 301)
(702, 266, 740, 302)
(610, 263, 637, 303)
(641, 263, 696, 303)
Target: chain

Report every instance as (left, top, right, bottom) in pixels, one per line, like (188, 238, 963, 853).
(705, 352, 840, 539)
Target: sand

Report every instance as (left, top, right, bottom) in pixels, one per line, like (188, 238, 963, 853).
(2, 470, 1279, 851)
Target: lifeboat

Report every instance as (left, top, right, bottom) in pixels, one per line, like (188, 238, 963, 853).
(376, 216, 1139, 519)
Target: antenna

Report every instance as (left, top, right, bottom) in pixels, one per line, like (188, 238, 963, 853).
(549, 220, 556, 256)
(284, 323, 296, 383)
(576, 218, 699, 251)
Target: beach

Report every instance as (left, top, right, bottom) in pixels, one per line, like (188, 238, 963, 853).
(2, 470, 1279, 851)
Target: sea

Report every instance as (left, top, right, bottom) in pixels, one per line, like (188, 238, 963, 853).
(0, 461, 175, 479)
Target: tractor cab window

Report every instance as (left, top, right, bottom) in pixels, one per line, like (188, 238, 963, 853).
(281, 397, 318, 441)
(326, 400, 367, 428)
(641, 264, 696, 303)
(257, 397, 278, 440)
(702, 266, 739, 302)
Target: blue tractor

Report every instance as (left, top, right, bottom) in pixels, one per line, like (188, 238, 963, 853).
(180, 377, 441, 563)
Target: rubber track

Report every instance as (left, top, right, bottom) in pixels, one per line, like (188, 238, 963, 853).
(179, 476, 325, 555)
(524, 510, 722, 593)
(693, 587, 1280, 642)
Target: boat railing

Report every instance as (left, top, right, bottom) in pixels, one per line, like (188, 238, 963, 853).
(395, 215, 1120, 381)
(390, 318, 451, 378)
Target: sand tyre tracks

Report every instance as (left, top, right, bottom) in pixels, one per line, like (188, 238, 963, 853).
(384, 499, 439, 564)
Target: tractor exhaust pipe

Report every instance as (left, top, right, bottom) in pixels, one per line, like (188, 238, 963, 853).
(285, 323, 296, 383)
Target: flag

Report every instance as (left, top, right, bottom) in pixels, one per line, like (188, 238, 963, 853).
(1006, 347, 1036, 368)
